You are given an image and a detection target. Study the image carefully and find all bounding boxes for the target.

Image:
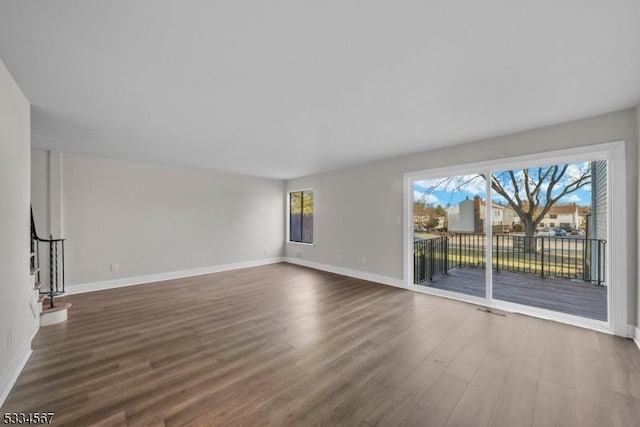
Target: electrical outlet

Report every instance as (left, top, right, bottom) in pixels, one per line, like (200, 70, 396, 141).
(6, 331, 12, 349)
(110, 264, 119, 272)
(296, 251, 303, 259)
(336, 254, 342, 261)
(263, 248, 268, 255)
(361, 257, 367, 265)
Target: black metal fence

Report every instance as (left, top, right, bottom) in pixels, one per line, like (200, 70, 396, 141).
(414, 236, 449, 283)
(414, 234, 606, 286)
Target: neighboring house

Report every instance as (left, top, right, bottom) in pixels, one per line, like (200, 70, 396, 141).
(587, 160, 607, 282)
(447, 196, 519, 233)
(537, 204, 581, 230)
(502, 205, 521, 226)
(446, 198, 474, 233)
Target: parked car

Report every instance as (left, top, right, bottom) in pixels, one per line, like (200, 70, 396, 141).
(538, 228, 555, 236)
(554, 229, 567, 236)
(570, 229, 586, 236)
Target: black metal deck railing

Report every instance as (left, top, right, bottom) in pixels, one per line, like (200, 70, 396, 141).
(414, 236, 449, 283)
(414, 234, 606, 286)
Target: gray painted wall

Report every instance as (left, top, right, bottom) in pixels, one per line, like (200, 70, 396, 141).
(0, 59, 33, 393)
(31, 151, 285, 287)
(285, 109, 639, 326)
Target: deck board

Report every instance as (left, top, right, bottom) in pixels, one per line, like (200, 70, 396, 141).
(418, 267, 607, 321)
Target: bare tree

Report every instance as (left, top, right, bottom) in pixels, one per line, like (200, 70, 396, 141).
(414, 163, 591, 251)
(490, 164, 591, 242)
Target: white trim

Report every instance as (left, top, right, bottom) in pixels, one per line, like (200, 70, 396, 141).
(65, 258, 284, 295)
(286, 188, 315, 245)
(410, 283, 489, 306)
(403, 141, 621, 181)
(403, 140, 628, 335)
(484, 171, 493, 301)
(402, 173, 412, 286)
(606, 142, 627, 336)
(283, 257, 407, 290)
(633, 326, 640, 351)
(286, 241, 315, 247)
(0, 337, 32, 407)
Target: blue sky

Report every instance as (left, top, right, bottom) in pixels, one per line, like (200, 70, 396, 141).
(413, 162, 593, 208)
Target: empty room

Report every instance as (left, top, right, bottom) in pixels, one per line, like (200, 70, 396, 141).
(1, 1, 640, 426)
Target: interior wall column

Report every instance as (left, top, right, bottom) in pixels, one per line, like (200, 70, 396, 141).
(48, 150, 63, 238)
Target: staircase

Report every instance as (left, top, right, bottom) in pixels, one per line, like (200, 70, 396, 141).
(31, 207, 70, 326)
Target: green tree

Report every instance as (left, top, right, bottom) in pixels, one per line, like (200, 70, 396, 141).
(290, 191, 314, 214)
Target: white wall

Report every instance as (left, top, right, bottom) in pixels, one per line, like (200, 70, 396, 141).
(0, 58, 33, 402)
(285, 109, 639, 326)
(31, 150, 49, 237)
(32, 152, 285, 288)
(637, 105, 640, 329)
(30, 149, 50, 288)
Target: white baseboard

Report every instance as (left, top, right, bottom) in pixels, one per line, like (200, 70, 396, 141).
(0, 337, 32, 408)
(283, 257, 406, 290)
(634, 326, 640, 351)
(66, 257, 284, 295)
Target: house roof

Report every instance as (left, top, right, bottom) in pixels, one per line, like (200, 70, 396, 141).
(547, 204, 579, 215)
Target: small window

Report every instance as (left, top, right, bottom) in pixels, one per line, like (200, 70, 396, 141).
(550, 214, 558, 219)
(289, 190, 313, 243)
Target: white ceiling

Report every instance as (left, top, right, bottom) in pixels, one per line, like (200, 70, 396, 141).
(1, 1, 639, 179)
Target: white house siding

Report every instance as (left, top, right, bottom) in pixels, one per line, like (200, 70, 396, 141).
(447, 199, 475, 233)
(591, 160, 607, 240)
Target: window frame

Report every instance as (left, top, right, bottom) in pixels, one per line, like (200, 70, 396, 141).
(403, 140, 627, 336)
(287, 188, 314, 245)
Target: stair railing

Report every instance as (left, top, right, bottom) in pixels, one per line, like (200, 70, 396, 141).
(31, 208, 66, 309)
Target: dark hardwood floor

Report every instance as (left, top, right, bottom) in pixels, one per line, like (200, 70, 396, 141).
(2, 263, 639, 426)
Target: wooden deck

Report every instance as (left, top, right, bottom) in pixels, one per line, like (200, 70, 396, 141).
(419, 267, 607, 321)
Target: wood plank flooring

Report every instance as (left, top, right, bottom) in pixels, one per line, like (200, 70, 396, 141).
(2, 263, 639, 426)
(422, 267, 607, 321)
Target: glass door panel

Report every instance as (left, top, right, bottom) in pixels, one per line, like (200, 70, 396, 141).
(413, 174, 487, 299)
(489, 161, 607, 321)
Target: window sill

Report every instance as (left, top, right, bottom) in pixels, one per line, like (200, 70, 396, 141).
(287, 241, 315, 247)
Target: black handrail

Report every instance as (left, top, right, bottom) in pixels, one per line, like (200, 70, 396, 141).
(31, 207, 66, 309)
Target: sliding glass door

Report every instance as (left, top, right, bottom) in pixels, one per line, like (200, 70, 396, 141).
(407, 150, 615, 328)
(412, 173, 487, 299)
(489, 161, 607, 321)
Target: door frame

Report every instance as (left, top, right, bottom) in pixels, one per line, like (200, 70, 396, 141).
(403, 141, 627, 336)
